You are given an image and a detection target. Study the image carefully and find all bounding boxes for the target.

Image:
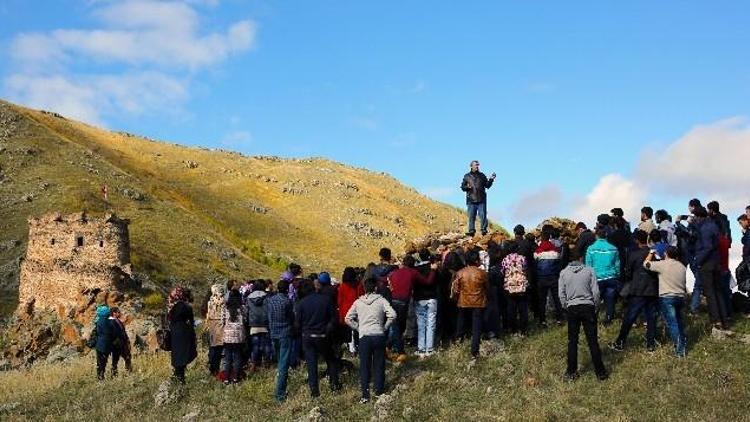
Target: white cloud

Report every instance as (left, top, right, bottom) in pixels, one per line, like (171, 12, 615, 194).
(572, 173, 647, 225)
(5, 72, 189, 126)
(538, 117, 749, 228)
(637, 117, 750, 200)
(511, 185, 563, 224)
(4, 0, 256, 125)
(421, 186, 455, 200)
(221, 130, 252, 146)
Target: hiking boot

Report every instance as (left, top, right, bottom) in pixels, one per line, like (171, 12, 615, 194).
(396, 353, 408, 363)
(539, 320, 549, 329)
(359, 397, 370, 404)
(564, 372, 579, 382)
(646, 344, 657, 353)
(608, 342, 624, 352)
(223, 379, 231, 386)
(596, 371, 609, 381)
(481, 231, 488, 236)
(465, 232, 476, 238)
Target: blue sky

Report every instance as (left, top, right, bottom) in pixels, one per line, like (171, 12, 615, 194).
(2, 0, 750, 233)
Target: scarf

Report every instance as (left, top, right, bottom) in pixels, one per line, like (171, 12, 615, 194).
(94, 305, 110, 324)
(167, 286, 187, 312)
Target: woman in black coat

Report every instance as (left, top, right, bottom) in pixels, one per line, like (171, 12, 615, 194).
(168, 287, 197, 384)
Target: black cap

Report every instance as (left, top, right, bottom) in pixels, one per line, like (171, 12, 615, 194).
(513, 225, 525, 236)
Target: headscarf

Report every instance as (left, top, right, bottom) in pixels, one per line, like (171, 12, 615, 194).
(94, 305, 110, 324)
(167, 286, 187, 312)
(206, 283, 226, 320)
(280, 271, 294, 281)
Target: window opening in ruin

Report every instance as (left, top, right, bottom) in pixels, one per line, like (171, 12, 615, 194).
(77, 236, 84, 247)
(99, 240, 104, 247)
(51, 238, 56, 245)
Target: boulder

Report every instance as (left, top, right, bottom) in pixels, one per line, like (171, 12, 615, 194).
(45, 345, 80, 364)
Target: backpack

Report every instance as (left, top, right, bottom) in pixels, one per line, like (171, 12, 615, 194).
(736, 261, 750, 293)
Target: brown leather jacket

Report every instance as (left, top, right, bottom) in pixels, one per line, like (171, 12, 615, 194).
(452, 265, 488, 308)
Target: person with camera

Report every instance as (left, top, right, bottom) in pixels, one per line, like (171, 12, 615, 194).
(460, 160, 496, 237)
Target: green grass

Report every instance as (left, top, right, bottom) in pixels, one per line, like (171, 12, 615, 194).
(1, 315, 748, 421)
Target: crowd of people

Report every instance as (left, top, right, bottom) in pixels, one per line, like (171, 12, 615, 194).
(90, 197, 750, 403)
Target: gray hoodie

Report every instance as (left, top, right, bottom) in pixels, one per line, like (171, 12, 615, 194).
(345, 293, 396, 337)
(558, 261, 600, 308)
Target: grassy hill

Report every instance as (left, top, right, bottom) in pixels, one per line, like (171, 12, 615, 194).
(0, 315, 748, 420)
(0, 99, 469, 312)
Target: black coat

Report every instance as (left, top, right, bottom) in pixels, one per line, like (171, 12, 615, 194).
(461, 171, 494, 204)
(95, 318, 115, 355)
(575, 230, 596, 258)
(623, 247, 658, 297)
(169, 301, 197, 367)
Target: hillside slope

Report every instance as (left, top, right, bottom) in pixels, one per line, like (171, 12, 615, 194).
(0, 99, 471, 311)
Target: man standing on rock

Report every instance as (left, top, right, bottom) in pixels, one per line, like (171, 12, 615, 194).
(461, 160, 496, 237)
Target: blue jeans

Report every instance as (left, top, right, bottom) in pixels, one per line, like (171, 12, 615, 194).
(273, 337, 292, 401)
(250, 333, 273, 364)
(598, 278, 621, 322)
(615, 296, 658, 348)
(223, 343, 243, 379)
(659, 297, 687, 357)
(415, 299, 438, 353)
(689, 263, 703, 313)
(467, 202, 488, 234)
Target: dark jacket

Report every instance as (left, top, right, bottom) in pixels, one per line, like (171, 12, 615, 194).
(694, 218, 720, 267)
(110, 317, 129, 352)
(246, 290, 269, 328)
(623, 247, 658, 297)
(267, 292, 294, 339)
(169, 301, 197, 367)
(675, 220, 699, 261)
(575, 229, 596, 258)
(534, 240, 562, 281)
(413, 263, 439, 301)
(742, 230, 750, 263)
(461, 171, 494, 204)
(712, 213, 732, 244)
(294, 292, 336, 337)
(95, 317, 115, 354)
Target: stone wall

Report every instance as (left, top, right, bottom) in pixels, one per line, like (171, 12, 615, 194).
(17, 212, 131, 314)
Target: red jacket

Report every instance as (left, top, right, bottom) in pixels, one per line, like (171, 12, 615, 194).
(337, 281, 364, 324)
(719, 234, 730, 272)
(388, 267, 435, 302)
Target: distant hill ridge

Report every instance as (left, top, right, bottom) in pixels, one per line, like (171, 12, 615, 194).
(0, 99, 489, 309)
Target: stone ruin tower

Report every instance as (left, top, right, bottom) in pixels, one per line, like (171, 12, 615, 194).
(17, 212, 132, 316)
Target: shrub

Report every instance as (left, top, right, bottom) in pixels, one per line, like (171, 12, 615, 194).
(143, 292, 165, 311)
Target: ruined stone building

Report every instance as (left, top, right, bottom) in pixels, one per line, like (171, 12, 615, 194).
(18, 212, 132, 315)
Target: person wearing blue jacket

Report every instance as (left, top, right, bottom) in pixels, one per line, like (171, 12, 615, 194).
(585, 229, 621, 325)
(94, 305, 115, 381)
(693, 207, 729, 329)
